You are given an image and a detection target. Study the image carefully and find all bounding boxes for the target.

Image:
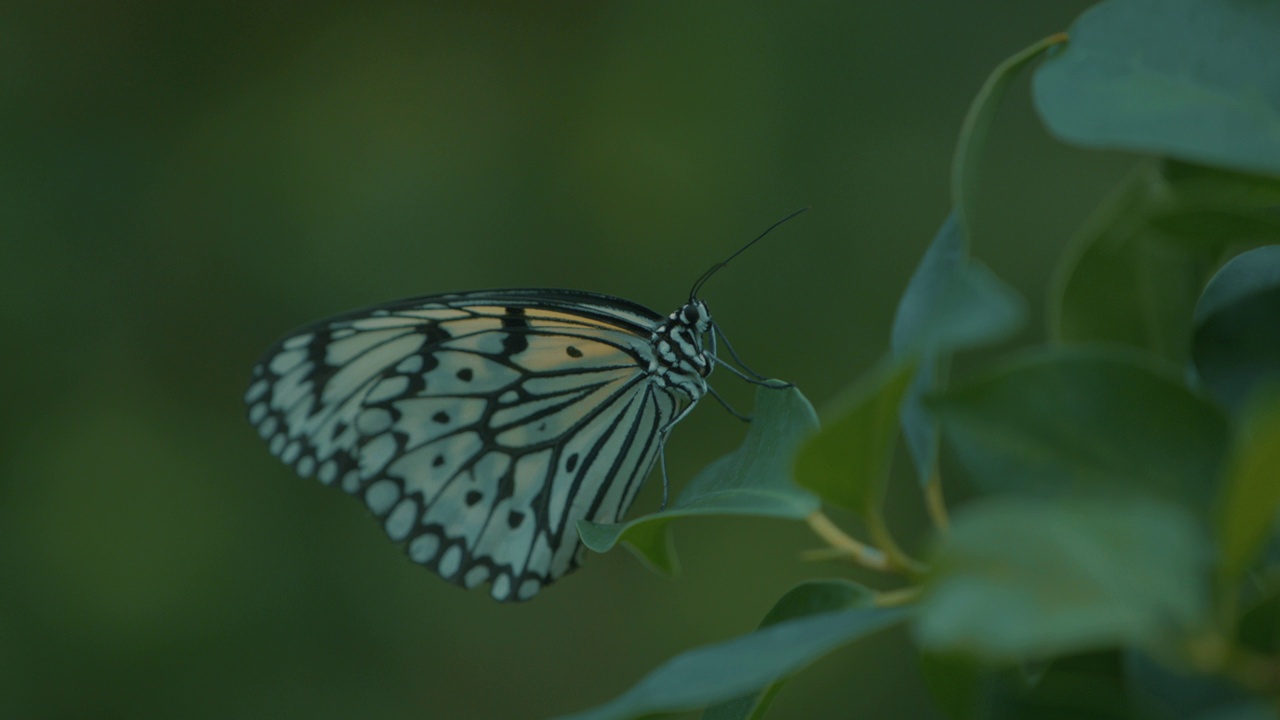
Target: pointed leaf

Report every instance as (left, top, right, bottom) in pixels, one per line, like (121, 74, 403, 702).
(916, 495, 1211, 661)
(578, 386, 820, 572)
(551, 606, 909, 720)
(702, 580, 875, 720)
(928, 346, 1230, 513)
(1049, 162, 1225, 366)
(891, 214, 1027, 485)
(1193, 246, 1280, 413)
(794, 360, 915, 518)
(1033, 0, 1280, 176)
(1215, 389, 1280, 593)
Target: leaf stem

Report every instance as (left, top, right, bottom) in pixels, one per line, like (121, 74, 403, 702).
(805, 512, 889, 572)
(924, 471, 950, 534)
(874, 586, 922, 608)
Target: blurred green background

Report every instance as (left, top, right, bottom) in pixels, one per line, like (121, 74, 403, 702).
(1, 2, 1133, 718)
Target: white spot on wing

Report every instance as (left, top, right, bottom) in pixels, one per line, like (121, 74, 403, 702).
(269, 349, 308, 375)
(365, 375, 409, 404)
(283, 334, 313, 350)
(365, 480, 400, 515)
(438, 545, 462, 579)
(396, 355, 424, 374)
(490, 574, 511, 601)
(248, 402, 267, 424)
(409, 534, 440, 563)
(257, 416, 278, 440)
(355, 407, 393, 436)
(318, 460, 338, 485)
(385, 498, 417, 540)
(359, 434, 399, 478)
(517, 578, 541, 600)
(245, 380, 269, 403)
(463, 565, 490, 589)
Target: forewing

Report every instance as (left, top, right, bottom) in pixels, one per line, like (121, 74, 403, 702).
(245, 294, 683, 601)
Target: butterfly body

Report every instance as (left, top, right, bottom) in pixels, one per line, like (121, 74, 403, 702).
(246, 289, 715, 602)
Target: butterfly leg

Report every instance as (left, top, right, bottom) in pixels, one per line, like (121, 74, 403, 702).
(707, 385, 751, 422)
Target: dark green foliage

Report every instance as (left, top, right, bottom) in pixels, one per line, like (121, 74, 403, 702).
(557, 1, 1280, 718)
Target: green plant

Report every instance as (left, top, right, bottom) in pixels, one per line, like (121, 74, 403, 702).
(556, 1, 1280, 718)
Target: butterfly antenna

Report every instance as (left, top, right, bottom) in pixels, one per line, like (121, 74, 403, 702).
(688, 206, 810, 301)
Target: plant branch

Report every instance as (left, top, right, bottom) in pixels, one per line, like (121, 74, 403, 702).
(805, 511, 889, 572)
(924, 470, 950, 533)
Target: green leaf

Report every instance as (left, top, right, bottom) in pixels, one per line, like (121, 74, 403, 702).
(916, 495, 1212, 661)
(928, 346, 1230, 512)
(918, 651, 987, 720)
(953, 34, 1067, 233)
(1193, 246, 1280, 413)
(1126, 649, 1261, 720)
(702, 580, 875, 720)
(794, 359, 916, 519)
(891, 214, 1027, 485)
(578, 385, 820, 573)
(891, 215, 1028, 358)
(926, 651, 1133, 720)
(1237, 586, 1280, 657)
(1048, 161, 1231, 367)
(551, 606, 909, 720)
(1032, 0, 1280, 177)
(1198, 704, 1280, 720)
(1148, 162, 1280, 243)
(1215, 389, 1280, 594)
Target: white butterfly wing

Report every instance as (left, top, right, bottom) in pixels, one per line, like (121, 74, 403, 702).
(246, 290, 685, 601)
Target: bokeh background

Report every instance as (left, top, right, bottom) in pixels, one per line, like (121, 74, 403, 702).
(1, 2, 1133, 718)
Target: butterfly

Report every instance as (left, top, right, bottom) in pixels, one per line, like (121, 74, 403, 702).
(245, 211, 802, 602)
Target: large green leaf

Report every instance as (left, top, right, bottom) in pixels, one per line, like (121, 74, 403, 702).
(793, 359, 915, 519)
(1126, 649, 1262, 720)
(1193, 246, 1280, 413)
(1215, 389, 1280, 594)
(551, 605, 909, 720)
(890, 214, 1027, 486)
(916, 495, 1211, 661)
(1049, 162, 1228, 366)
(702, 580, 875, 720)
(927, 346, 1230, 512)
(578, 385, 819, 574)
(1050, 160, 1280, 368)
(1033, 0, 1280, 177)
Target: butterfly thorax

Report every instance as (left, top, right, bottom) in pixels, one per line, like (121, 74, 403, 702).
(647, 298, 714, 401)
